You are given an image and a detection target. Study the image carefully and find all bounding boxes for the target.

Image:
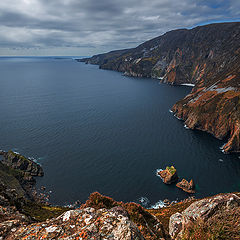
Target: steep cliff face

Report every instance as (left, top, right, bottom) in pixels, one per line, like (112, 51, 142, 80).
(79, 22, 240, 152)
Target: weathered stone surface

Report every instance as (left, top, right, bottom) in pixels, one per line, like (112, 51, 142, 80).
(0, 205, 30, 239)
(176, 179, 195, 193)
(81, 192, 169, 239)
(169, 193, 240, 239)
(9, 207, 145, 240)
(169, 212, 183, 239)
(158, 166, 178, 184)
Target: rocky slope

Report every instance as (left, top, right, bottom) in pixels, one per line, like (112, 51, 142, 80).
(79, 22, 240, 153)
(1, 191, 239, 239)
(0, 153, 239, 239)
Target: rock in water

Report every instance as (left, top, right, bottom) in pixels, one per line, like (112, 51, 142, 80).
(176, 179, 195, 193)
(2, 150, 43, 177)
(158, 166, 178, 184)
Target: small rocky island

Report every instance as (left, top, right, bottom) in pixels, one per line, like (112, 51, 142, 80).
(158, 166, 195, 194)
(158, 166, 178, 184)
(176, 179, 195, 194)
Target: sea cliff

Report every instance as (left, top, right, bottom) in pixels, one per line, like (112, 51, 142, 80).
(79, 22, 240, 153)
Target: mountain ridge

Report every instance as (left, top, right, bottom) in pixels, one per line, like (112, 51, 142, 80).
(79, 21, 240, 153)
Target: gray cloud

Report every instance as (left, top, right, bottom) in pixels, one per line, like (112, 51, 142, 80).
(0, 0, 239, 55)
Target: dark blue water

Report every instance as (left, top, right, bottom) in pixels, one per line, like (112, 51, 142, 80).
(0, 57, 239, 207)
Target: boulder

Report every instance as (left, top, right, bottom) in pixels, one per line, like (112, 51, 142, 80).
(176, 179, 195, 193)
(169, 193, 240, 239)
(158, 166, 178, 184)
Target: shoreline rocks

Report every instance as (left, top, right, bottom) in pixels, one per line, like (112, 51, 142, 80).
(158, 166, 178, 184)
(176, 179, 195, 193)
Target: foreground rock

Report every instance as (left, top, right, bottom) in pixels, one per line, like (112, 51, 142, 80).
(0, 205, 30, 239)
(176, 179, 195, 193)
(1, 190, 240, 240)
(158, 166, 178, 184)
(169, 193, 240, 239)
(1, 192, 168, 240)
(9, 207, 145, 240)
(81, 192, 169, 239)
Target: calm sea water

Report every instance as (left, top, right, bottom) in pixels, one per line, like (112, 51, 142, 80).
(0, 57, 239, 207)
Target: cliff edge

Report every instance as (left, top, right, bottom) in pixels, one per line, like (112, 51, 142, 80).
(79, 22, 240, 153)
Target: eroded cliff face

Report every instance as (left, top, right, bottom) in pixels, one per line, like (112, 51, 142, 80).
(80, 22, 240, 152)
(172, 55, 240, 153)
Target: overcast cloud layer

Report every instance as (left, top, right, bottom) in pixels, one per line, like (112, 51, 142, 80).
(0, 0, 239, 56)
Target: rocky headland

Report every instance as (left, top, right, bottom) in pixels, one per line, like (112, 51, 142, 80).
(79, 22, 240, 153)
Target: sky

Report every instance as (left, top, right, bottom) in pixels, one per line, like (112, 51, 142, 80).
(0, 0, 239, 56)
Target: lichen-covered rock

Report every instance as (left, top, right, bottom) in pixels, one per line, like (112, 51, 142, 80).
(9, 207, 145, 240)
(168, 212, 183, 239)
(2, 151, 43, 177)
(176, 179, 195, 193)
(158, 166, 178, 184)
(0, 205, 30, 239)
(169, 193, 240, 239)
(81, 192, 169, 239)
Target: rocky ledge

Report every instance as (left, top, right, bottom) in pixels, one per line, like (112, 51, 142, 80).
(1, 150, 43, 177)
(79, 22, 240, 153)
(169, 193, 240, 239)
(0, 150, 43, 207)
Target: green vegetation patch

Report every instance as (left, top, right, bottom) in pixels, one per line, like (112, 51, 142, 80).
(166, 166, 176, 175)
(22, 201, 69, 222)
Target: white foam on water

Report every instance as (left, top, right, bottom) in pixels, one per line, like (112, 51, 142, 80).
(174, 114, 182, 120)
(219, 143, 227, 153)
(149, 199, 178, 209)
(155, 169, 163, 178)
(150, 200, 166, 209)
(181, 83, 195, 87)
(138, 197, 150, 207)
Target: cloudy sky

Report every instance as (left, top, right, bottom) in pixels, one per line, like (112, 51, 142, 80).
(0, 0, 239, 56)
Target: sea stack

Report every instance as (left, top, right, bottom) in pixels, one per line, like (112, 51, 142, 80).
(158, 166, 178, 184)
(176, 179, 195, 193)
